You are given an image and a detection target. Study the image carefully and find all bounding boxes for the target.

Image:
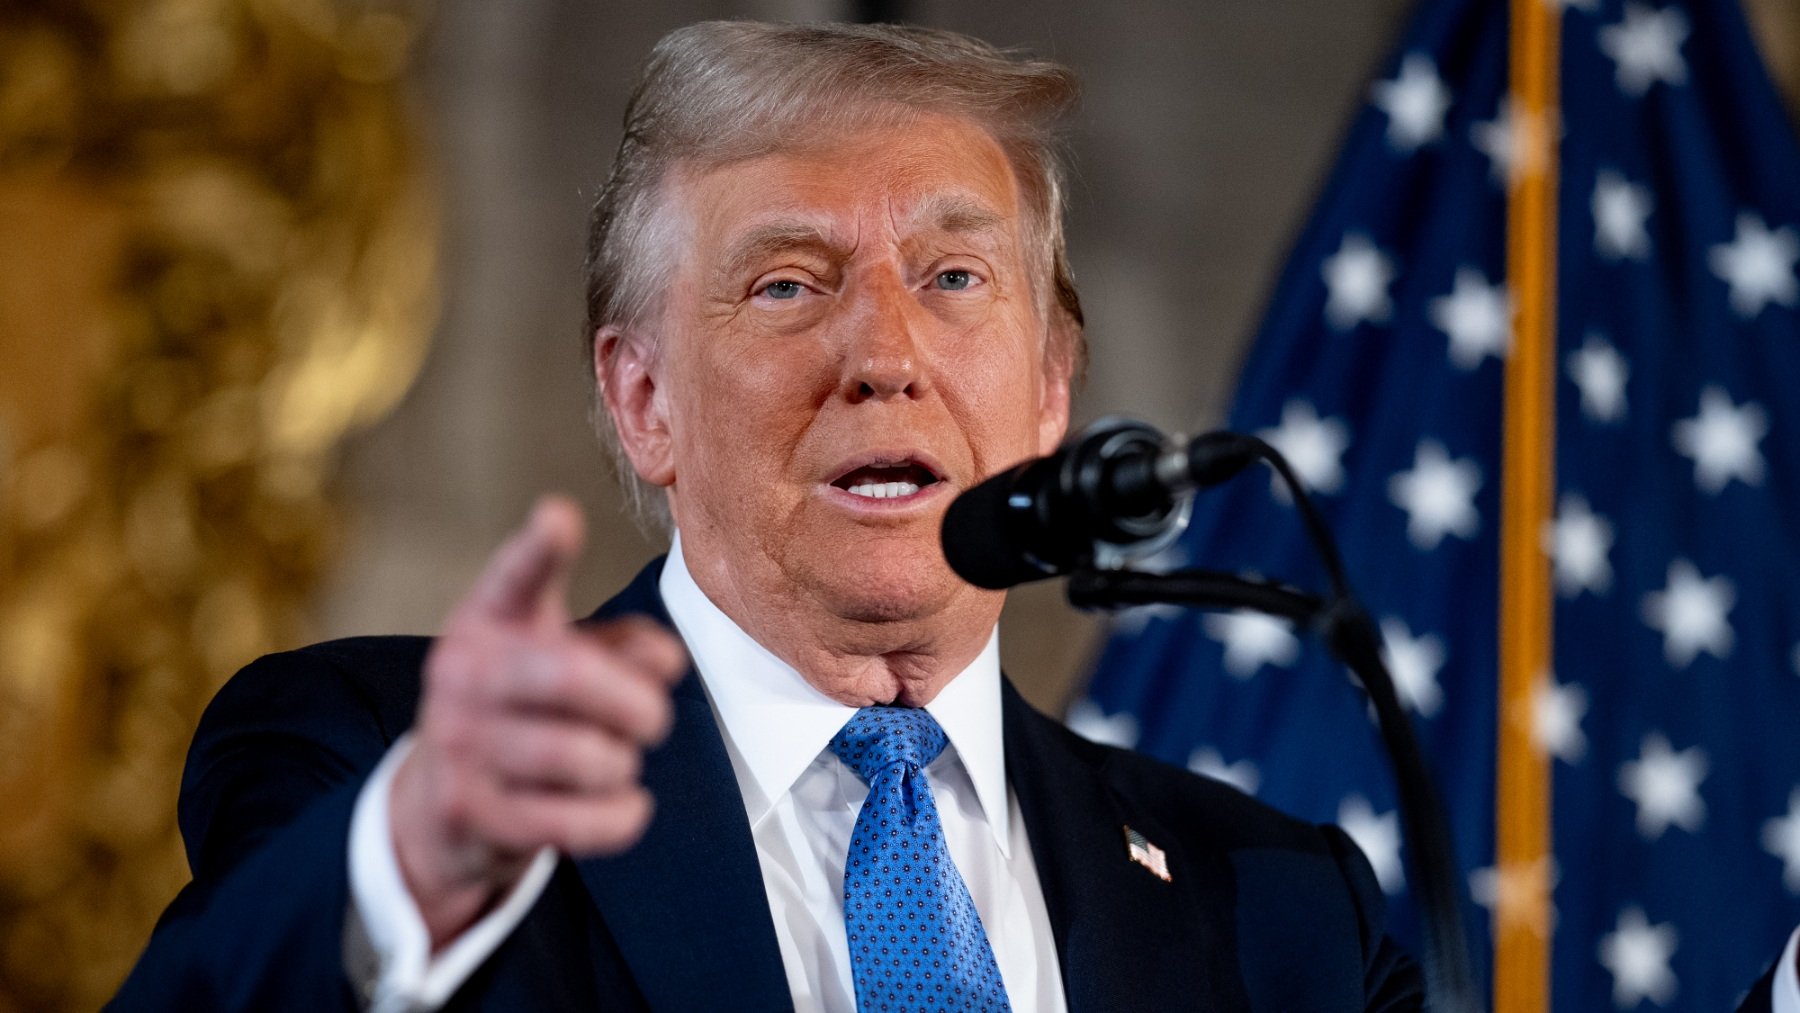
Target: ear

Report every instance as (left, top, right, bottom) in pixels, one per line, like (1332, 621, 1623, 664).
(595, 326, 676, 488)
(1035, 339, 1074, 456)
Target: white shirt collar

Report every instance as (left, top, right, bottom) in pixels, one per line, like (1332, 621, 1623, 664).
(658, 532, 1012, 855)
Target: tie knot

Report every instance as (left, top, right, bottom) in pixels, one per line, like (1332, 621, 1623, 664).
(829, 706, 948, 784)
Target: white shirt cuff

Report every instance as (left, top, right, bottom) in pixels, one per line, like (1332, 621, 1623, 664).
(346, 733, 557, 1013)
(1772, 925, 1800, 1013)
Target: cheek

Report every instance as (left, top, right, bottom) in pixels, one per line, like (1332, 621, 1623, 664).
(680, 344, 834, 479)
(945, 383, 1047, 482)
(940, 315, 1049, 461)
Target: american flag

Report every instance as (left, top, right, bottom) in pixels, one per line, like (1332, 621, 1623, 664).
(1124, 825, 1173, 883)
(1072, 0, 1800, 1008)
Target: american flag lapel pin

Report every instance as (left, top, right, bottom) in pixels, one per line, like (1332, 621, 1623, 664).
(1123, 825, 1171, 882)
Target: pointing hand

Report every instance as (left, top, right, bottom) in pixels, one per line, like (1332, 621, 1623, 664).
(387, 496, 686, 947)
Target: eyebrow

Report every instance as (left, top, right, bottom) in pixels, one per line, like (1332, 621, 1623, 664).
(716, 195, 1014, 281)
(718, 221, 848, 282)
(907, 194, 1010, 238)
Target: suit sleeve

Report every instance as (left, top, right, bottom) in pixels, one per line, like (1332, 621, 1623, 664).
(1321, 825, 1425, 1013)
(108, 647, 405, 1011)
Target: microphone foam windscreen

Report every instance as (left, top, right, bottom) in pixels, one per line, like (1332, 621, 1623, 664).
(939, 478, 1046, 590)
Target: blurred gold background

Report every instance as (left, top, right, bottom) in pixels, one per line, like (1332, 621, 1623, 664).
(0, 0, 1793, 1009)
(0, 1, 434, 1007)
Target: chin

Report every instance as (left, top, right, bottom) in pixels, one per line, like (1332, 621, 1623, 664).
(805, 537, 962, 623)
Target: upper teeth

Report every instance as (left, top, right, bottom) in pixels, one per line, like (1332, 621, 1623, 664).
(847, 481, 920, 499)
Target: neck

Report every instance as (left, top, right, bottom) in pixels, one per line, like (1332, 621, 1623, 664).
(672, 534, 1001, 708)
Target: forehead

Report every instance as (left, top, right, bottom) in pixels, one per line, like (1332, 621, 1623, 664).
(670, 113, 1026, 250)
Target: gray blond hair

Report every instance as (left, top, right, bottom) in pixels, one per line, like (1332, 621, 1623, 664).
(584, 20, 1086, 528)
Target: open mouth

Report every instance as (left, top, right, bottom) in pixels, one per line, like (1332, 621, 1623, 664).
(829, 460, 943, 500)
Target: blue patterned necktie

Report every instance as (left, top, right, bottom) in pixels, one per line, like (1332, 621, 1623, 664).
(828, 706, 1012, 1013)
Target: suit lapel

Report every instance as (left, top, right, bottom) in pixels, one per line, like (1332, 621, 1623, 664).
(1003, 681, 1253, 1013)
(573, 560, 794, 1012)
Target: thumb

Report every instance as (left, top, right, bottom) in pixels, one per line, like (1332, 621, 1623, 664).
(462, 495, 585, 624)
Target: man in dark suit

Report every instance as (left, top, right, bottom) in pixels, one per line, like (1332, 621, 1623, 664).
(112, 20, 1436, 1011)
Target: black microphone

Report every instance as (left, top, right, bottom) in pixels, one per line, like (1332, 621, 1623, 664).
(941, 418, 1260, 589)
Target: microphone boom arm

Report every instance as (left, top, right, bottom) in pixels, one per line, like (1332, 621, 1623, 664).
(1067, 568, 1325, 626)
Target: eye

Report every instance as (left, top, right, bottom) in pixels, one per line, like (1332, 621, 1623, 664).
(934, 270, 975, 291)
(760, 280, 805, 300)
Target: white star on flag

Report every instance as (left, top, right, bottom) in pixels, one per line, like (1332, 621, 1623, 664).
(1567, 332, 1629, 423)
(1258, 400, 1350, 498)
(1599, 3, 1690, 97)
(1526, 670, 1589, 764)
(1620, 732, 1709, 839)
(1472, 98, 1550, 185)
(1672, 386, 1767, 494)
(1599, 906, 1680, 1008)
(1544, 492, 1614, 597)
(1470, 857, 1559, 938)
(1187, 747, 1261, 796)
(1641, 559, 1736, 668)
(1429, 266, 1512, 369)
(1337, 794, 1404, 894)
(1379, 617, 1446, 718)
(1320, 233, 1397, 331)
(1370, 53, 1452, 151)
(1388, 439, 1482, 550)
(1708, 211, 1800, 318)
(1764, 789, 1800, 893)
(1202, 609, 1300, 679)
(1065, 699, 1138, 749)
(1593, 170, 1653, 260)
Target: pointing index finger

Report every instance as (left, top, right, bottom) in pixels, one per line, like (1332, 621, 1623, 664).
(466, 495, 586, 624)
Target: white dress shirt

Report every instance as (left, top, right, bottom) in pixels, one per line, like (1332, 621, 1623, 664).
(345, 535, 1067, 1012)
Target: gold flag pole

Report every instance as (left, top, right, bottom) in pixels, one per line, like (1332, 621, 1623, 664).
(1495, 0, 1560, 1009)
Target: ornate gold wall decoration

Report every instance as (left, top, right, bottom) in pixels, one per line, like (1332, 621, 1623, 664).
(0, 1, 436, 1008)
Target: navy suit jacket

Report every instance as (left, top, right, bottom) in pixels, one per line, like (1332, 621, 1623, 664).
(113, 557, 1423, 1011)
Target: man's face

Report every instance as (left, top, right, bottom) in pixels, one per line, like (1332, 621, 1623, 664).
(626, 113, 1070, 636)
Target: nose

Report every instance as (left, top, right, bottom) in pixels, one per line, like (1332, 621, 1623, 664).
(841, 272, 931, 403)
